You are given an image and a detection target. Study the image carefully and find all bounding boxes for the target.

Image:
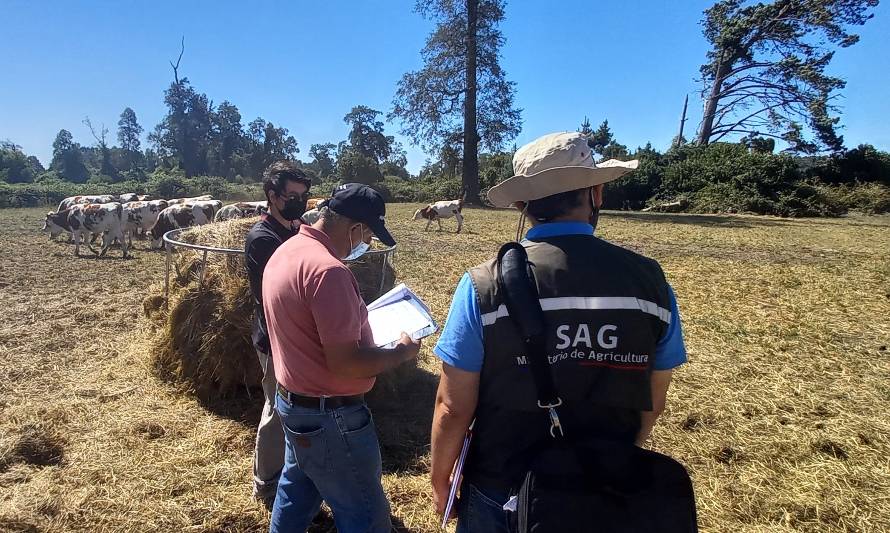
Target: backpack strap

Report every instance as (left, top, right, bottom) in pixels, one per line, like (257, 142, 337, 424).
(496, 242, 564, 438)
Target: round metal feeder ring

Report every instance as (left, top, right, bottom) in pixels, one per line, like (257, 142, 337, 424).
(162, 227, 396, 301)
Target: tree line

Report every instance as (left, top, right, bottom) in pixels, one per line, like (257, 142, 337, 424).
(0, 94, 411, 188)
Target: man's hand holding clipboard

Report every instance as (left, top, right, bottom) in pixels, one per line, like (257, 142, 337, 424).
(367, 283, 438, 347)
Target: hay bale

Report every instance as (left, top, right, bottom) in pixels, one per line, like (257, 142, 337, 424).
(146, 218, 397, 401)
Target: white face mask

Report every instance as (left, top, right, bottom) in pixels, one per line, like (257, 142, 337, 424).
(345, 225, 370, 260)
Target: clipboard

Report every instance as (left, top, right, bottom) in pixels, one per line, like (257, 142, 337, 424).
(442, 419, 475, 528)
(367, 283, 438, 348)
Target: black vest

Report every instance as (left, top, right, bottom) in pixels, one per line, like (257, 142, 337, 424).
(466, 234, 671, 490)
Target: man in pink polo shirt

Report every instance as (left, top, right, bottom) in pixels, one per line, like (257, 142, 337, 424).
(263, 183, 419, 533)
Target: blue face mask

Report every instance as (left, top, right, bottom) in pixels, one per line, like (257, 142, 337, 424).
(345, 241, 370, 261)
(345, 225, 370, 260)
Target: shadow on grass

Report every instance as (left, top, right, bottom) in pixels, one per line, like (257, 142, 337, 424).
(603, 210, 800, 228)
(367, 362, 439, 475)
(196, 391, 264, 427)
(191, 360, 439, 476)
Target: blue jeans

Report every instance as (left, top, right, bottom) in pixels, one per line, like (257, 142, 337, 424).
(456, 483, 510, 533)
(269, 394, 391, 533)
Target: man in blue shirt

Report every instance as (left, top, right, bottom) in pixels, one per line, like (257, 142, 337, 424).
(434, 248, 686, 377)
(430, 132, 688, 532)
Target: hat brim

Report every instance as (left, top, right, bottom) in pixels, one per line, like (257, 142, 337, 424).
(368, 220, 396, 247)
(487, 160, 639, 208)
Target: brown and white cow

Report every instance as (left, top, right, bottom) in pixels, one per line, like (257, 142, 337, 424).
(412, 199, 464, 233)
(149, 203, 214, 249)
(56, 195, 116, 212)
(122, 200, 169, 245)
(214, 201, 267, 222)
(167, 194, 214, 206)
(45, 203, 128, 258)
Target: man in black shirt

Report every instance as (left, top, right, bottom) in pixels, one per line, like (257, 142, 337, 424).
(244, 160, 312, 503)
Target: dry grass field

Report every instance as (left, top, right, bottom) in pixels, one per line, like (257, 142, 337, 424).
(1, 204, 888, 533)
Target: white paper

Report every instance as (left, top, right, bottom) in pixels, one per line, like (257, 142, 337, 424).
(366, 284, 438, 348)
(367, 283, 410, 311)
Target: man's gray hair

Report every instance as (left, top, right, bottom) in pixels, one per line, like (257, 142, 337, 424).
(319, 206, 345, 222)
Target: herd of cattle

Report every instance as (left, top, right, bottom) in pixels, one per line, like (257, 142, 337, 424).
(42, 193, 273, 258)
(42, 193, 465, 258)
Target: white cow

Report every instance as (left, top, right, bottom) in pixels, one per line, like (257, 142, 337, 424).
(149, 203, 215, 249)
(118, 193, 139, 203)
(122, 200, 169, 245)
(46, 203, 128, 258)
(214, 201, 268, 222)
(412, 199, 464, 233)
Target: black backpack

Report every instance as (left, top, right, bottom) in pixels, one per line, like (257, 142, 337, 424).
(496, 242, 699, 533)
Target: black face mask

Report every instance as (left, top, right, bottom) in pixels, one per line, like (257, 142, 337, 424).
(280, 197, 307, 221)
(589, 188, 599, 233)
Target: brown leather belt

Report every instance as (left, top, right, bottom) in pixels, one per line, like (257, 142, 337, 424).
(276, 383, 364, 410)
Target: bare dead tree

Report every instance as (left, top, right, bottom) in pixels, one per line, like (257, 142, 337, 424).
(83, 117, 107, 145)
(169, 36, 185, 84)
(83, 117, 115, 176)
(676, 94, 689, 147)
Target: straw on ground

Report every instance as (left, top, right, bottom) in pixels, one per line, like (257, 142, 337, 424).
(0, 206, 888, 532)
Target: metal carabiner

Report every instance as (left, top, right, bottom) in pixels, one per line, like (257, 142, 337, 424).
(548, 407, 564, 438)
(537, 398, 564, 438)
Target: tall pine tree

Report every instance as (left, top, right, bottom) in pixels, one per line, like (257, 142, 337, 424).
(391, 0, 521, 204)
(117, 107, 143, 172)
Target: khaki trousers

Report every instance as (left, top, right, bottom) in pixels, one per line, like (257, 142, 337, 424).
(253, 349, 285, 498)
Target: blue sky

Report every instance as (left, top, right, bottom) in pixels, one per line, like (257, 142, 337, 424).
(2, 1, 888, 174)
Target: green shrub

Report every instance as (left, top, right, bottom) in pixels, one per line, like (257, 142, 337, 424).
(4, 153, 888, 218)
(371, 175, 462, 204)
(184, 175, 230, 199)
(375, 176, 420, 203)
(603, 154, 664, 210)
(220, 183, 265, 202)
(654, 142, 848, 217)
(815, 183, 890, 214)
(146, 171, 187, 199)
(806, 144, 890, 186)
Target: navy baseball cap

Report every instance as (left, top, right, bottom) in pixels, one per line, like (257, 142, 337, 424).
(327, 183, 396, 247)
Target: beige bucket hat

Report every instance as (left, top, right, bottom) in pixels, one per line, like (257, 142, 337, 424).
(487, 132, 640, 208)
